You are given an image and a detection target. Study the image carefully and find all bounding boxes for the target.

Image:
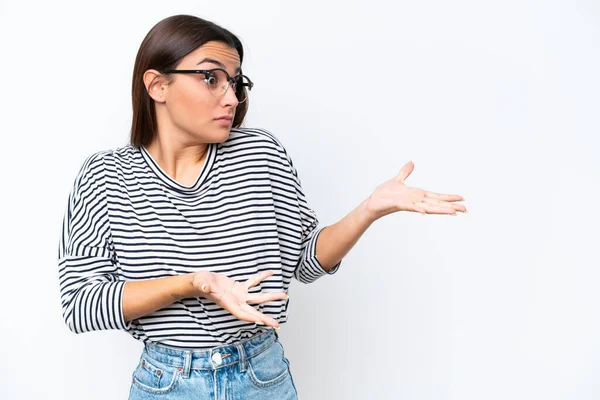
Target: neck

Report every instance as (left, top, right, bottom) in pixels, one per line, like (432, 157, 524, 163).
(146, 106, 214, 178)
(145, 132, 210, 183)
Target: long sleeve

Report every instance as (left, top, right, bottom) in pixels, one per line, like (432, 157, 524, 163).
(57, 152, 130, 334)
(268, 133, 342, 284)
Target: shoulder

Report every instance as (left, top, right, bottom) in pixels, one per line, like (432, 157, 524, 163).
(228, 127, 288, 154)
(227, 127, 296, 172)
(74, 149, 111, 183)
(227, 128, 306, 185)
(72, 145, 136, 194)
(78, 145, 140, 176)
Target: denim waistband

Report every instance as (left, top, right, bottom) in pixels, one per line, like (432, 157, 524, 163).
(143, 329, 277, 377)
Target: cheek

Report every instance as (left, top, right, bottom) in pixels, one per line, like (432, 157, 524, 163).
(171, 85, 213, 123)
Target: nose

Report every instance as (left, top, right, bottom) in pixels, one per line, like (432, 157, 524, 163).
(221, 84, 239, 108)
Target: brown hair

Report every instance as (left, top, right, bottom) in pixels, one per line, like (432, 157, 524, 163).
(130, 15, 248, 147)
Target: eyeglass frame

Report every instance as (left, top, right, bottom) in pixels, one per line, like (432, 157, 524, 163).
(160, 68, 254, 99)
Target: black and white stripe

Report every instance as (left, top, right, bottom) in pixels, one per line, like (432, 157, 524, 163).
(58, 127, 341, 348)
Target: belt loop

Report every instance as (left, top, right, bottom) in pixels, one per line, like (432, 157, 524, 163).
(182, 351, 192, 379)
(236, 343, 247, 372)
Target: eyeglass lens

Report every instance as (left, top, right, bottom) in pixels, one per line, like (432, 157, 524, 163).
(205, 70, 248, 102)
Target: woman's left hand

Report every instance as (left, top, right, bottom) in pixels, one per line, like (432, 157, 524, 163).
(364, 161, 467, 221)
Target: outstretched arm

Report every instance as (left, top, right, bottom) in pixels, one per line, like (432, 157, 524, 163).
(315, 161, 467, 271)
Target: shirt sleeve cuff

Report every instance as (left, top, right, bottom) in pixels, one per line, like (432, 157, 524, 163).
(115, 280, 132, 331)
(305, 226, 343, 279)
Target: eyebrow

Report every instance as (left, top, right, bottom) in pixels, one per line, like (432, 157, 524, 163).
(196, 57, 242, 74)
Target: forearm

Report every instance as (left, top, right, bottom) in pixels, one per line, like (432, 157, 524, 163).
(316, 198, 376, 271)
(122, 272, 206, 322)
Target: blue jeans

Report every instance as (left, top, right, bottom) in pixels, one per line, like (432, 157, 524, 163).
(128, 329, 298, 399)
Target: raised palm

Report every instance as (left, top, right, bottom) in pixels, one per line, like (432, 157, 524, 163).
(192, 270, 287, 329)
(365, 161, 466, 220)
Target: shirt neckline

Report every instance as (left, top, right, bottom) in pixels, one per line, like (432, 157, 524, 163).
(139, 143, 217, 195)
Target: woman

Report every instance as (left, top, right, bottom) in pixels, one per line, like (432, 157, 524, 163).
(57, 14, 467, 399)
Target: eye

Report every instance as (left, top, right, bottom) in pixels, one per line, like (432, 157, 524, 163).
(205, 73, 219, 87)
(231, 78, 240, 91)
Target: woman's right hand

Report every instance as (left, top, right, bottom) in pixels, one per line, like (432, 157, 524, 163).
(192, 270, 287, 329)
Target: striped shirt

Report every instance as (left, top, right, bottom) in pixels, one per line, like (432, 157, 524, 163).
(57, 127, 341, 348)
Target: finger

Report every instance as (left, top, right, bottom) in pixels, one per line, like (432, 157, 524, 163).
(396, 161, 414, 182)
(200, 283, 211, 294)
(449, 202, 468, 213)
(245, 270, 274, 289)
(413, 201, 428, 214)
(424, 191, 464, 202)
(421, 203, 459, 215)
(227, 302, 266, 324)
(410, 193, 429, 214)
(241, 304, 279, 328)
(247, 291, 288, 305)
(424, 198, 468, 214)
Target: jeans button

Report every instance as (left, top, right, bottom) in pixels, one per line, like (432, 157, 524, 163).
(212, 352, 222, 365)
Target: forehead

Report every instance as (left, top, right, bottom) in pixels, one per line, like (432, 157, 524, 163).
(179, 41, 241, 73)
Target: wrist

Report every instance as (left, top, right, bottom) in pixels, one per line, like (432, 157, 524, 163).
(189, 271, 211, 297)
(360, 197, 380, 225)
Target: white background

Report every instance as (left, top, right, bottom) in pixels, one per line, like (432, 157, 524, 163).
(1, 1, 599, 399)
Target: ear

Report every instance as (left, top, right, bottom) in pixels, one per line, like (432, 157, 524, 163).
(143, 69, 169, 103)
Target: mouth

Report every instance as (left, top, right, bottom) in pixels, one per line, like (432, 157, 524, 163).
(215, 116, 233, 126)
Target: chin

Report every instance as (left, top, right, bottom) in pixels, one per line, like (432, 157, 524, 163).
(211, 128, 231, 143)
(189, 124, 231, 143)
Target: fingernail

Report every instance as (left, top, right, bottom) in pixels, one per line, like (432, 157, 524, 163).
(464, 210, 468, 214)
(256, 321, 265, 325)
(274, 326, 280, 331)
(201, 284, 208, 292)
(283, 295, 289, 300)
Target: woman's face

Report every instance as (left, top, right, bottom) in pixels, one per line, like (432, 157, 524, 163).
(161, 41, 242, 143)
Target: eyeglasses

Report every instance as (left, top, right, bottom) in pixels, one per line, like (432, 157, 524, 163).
(162, 68, 253, 103)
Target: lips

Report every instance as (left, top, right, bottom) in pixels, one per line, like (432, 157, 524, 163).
(215, 115, 233, 121)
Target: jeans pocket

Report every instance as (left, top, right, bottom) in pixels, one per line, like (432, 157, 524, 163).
(246, 339, 291, 388)
(282, 356, 299, 396)
(131, 353, 182, 395)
